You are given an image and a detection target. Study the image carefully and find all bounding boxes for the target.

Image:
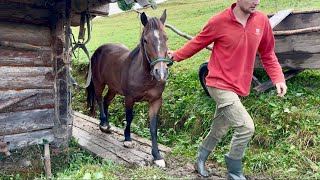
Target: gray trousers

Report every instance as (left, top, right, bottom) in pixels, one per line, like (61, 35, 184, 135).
(201, 87, 255, 160)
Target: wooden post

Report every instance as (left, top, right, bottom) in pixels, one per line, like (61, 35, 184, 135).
(0, 142, 10, 156)
(44, 143, 52, 178)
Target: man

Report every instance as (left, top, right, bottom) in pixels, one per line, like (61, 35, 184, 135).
(167, 0, 287, 179)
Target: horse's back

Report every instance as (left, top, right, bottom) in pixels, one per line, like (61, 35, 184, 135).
(91, 43, 130, 94)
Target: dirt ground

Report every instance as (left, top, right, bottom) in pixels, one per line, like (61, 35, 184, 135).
(0, 146, 271, 179)
(161, 155, 272, 180)
(164, 156, 225, 179)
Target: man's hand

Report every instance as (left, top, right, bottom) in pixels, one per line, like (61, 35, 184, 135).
(167, 50, 174, 60)
(275, 82, 287, 97)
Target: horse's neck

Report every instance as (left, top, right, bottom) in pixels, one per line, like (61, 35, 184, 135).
(129, 46, 151, 72)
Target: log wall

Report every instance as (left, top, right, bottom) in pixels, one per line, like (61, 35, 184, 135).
(0, 1, 72, 151)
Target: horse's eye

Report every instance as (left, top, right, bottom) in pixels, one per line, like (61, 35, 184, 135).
(143, 38, 148, 43)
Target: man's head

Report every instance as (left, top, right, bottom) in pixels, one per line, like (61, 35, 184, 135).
(237, 0, 260, 14)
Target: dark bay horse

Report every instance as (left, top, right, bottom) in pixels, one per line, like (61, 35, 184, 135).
(86, 10, 172, 167)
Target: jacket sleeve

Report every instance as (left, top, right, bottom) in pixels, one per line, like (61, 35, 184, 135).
(173, 17, 217, 62)
(258, 16, 285, 85)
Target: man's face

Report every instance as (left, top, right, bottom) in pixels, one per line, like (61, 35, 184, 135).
(237, 0, 260, 14)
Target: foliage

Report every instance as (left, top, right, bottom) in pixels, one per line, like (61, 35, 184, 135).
(69, 0, 320, 179)
(117, 0, 135, 11)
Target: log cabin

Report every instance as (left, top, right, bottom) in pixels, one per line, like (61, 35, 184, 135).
(0, 0, 155, 156)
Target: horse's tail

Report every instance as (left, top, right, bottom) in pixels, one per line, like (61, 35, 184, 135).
(86, 50, 97, 117)
(86, 79, 96, 117)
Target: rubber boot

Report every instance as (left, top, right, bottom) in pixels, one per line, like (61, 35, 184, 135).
(225, 154, 246, 180)
(195, 146, 211, 177)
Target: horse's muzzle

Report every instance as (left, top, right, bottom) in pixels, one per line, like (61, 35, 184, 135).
(152, 62, 169, 81)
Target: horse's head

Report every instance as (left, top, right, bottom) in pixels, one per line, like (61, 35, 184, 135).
(140, 10, 172, 81)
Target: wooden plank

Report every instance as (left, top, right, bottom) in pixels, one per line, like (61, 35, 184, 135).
(72, 127, 129, 165)
(3, 129, 54, 150)
(0, 48, 52, 67)
(0, 2, 50, 25)
(73, 116, 154, 162)
(255, 53, 320, 69)
(73, 126, 150, 166)
(109, 127, 159, 157)
(269, 9, 293, 29)
(253, 70, 302, 93)
(0, 21, 51, 46)
(0, 67, 53, 89)
(73, 111, 171, 153)
(273, 11, 320, 31)
(0, 109, 55, 135)
(274, 32, 320, 54)
(0, 89, 54, 112)
(52, 4, 73, 147)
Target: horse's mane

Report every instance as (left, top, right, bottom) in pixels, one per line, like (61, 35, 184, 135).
(128, 17, 163, 62)
(128, 44, 140, 62)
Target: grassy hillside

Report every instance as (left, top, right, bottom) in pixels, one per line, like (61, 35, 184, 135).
(68, 0, 320, 179)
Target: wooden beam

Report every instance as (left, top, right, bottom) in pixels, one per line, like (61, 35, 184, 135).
(0, 93, 36, 111)
(269, 9, 292, 28)
(3, 129, 54, 150)
(255, 53, 320, 69)
(73, 116, 154, 161)
(165, 24, 213, 51)
(0, 2, 50, 25)
(0, 89, 54, 112)
(253, 70, 302, 93)
(274, 26, 320, 36)
(0, 21, 51, 46)
(0, 48, 52, 67)
(0, 109, 55, 136)
(0, 67, 53, 89)
(0, 142, 10, 156)
(73, 111, 171, 153)
(273, 10, 320, 31)
(44, 143, 52, 178)
(274, 32, 320, 54)
(73, 127, 149, 166)
(73, 127, 129, 165)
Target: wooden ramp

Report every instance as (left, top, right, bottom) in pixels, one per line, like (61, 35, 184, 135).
(72, 112, 171, 166)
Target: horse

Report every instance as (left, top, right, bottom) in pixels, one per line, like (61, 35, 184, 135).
(85, 10, 172, 167)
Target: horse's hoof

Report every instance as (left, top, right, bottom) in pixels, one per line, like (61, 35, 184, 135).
(99, 125, 112, 133)
(123, 141, 134, 148)
(154, 159, 166, 168)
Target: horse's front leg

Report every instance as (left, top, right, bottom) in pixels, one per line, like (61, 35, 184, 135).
(123, 98, 134, 148)
(149, 98, 165, 168)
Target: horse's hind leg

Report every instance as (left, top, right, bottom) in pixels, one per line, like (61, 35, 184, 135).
(94, 82, 112, 133)
(101, 89, 116, 132)
(123, 98, 134, 148)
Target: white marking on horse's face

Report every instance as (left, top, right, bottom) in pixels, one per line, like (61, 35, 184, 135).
(154, 30, 161, 54)
(160, 62, 165, 80)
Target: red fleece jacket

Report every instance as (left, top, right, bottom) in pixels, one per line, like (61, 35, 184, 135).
(173, 3, 285, 96)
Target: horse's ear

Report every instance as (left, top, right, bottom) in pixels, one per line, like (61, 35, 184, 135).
(141, 12, 148, 26)
(160, 9, 167, 24)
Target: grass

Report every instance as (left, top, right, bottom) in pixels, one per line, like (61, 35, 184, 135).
(2, 0, 318, 179)
(70, 0, 320, 179)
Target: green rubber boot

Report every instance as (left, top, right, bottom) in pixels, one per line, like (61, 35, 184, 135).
(225, 154, 246, 180)
(195, 146, 211, 177)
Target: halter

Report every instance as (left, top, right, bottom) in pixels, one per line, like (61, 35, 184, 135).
(142, 41, 173, 67)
